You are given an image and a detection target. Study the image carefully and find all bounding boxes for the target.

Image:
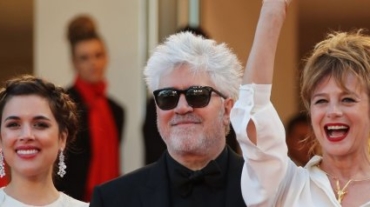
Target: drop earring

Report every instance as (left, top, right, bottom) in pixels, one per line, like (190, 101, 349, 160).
(57, 149, 66, 178)
(0, 150, 5, 178)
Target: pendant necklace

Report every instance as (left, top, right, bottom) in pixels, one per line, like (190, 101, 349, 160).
(333, 178, 352, 204)
(317, 164, 370, 204)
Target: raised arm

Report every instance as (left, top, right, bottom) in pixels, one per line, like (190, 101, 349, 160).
(244, 0, 290, 144)
(231, 2, 293, 205)
(243, 0, 289, 85)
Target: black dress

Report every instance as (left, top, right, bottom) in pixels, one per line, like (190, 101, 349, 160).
(55, 86, 125, 201)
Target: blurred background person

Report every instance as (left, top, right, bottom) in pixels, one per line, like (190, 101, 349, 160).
(0, 162, 9, 187)
(285, 113, 312, 166)
(142, 25, 240, 165)
(0, 75, 87, 206)
(55, 15, 125, 202)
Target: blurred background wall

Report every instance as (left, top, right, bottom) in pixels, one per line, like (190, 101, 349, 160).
(0, 1, 33, 80)
(2, 0, 370, 173)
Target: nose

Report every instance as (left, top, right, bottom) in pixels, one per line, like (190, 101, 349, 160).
(173, 94, 193, 114)
(91, 57, 99, 67)
(326, 103, 343, 118)
(19, 125, 35, 141)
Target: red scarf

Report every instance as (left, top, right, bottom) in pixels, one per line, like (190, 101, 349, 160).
(74, 76, 119, 201)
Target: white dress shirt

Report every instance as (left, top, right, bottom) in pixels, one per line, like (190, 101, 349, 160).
(230, 84, 370, 207)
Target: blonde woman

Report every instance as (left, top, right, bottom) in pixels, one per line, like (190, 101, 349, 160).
(232, 0, 370, 206)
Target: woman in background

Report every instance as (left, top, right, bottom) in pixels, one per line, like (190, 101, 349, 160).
(0, 75, 87, 206)
(55, 15, 125, 202)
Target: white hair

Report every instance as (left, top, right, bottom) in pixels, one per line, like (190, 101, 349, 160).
(143, 31, 242, 101)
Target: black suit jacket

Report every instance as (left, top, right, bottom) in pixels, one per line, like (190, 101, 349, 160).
(90, 147, 245, 207)
(55, 86, 125, 201)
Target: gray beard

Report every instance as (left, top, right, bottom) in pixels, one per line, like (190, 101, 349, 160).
(159, 109, 226, 156)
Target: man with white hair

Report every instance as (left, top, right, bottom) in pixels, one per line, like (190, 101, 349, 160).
(90, 32, 245, 207)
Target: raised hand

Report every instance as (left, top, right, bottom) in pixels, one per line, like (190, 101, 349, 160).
(243, 0, 290, 84)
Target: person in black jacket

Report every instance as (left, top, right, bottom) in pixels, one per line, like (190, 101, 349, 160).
(55, 15, 125, 202)
(91, 31, 245, 207)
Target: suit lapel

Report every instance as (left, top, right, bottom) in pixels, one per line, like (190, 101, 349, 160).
(225, 147, 246, 206)
(140, 153, 171, 207)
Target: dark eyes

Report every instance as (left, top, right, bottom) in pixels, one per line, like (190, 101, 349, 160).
(313, 97, 356, 105)
(5, 122, 19, 128)
(79, 55, 88, 61)
(77, 52, 104, 62)
(313, 99, 327, 105)
(5, 122, 50, 129)
(34, 122, 49, 129)
(95, 52, 104, 58)
(342, 97, 356, 103)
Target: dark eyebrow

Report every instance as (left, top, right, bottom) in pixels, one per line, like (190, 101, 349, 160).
(33, 116, 51, 121)
(4, 115, 51, 122)
(4, 116, 20, 121)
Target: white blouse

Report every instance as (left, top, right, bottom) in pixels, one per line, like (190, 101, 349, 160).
(230, 84, 370, 207)
(0, 188, 88, 207)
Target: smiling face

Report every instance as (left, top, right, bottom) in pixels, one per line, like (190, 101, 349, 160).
(0, 95, 66, 179)
(156, 65, 232, 159)
(310, 73, 370, 158)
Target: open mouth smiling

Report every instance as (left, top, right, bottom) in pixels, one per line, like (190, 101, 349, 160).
(325, 124, 349, 142)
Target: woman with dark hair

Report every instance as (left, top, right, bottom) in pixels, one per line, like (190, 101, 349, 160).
(0, 75, 87, 206)
(55, 15, 125, 202)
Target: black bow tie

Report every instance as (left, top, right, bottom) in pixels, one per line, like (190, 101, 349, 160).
(173, 160, 223, 197)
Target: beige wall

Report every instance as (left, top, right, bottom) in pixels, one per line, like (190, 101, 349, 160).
(0, 1, 33, 83)
(201, 0, 299, 123)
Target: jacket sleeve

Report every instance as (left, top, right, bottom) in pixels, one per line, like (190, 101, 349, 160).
(90, 186, 105, 207)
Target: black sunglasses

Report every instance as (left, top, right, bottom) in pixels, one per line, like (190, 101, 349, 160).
(153, 86, 227, 110)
